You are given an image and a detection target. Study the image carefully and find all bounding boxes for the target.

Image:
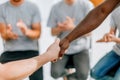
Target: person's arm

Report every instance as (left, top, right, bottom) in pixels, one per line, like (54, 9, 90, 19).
(47, 6, 66, 36)
(23, 4, 41, 40)
(51, 26, 63, 36)
(0, 23, 9, 40)
(52, 16, 75, 36)
(17, 20, 41, 40)
(0, 7, 18, 40)
(27, 23, 41, 39)
(0, 39, 60, 80)
(96, 28, 116, 42)
(0, 23, 18, 40)
(17, 9, 41, 40)
(97, 27, 120, 43)
(59, 0, 120, 57)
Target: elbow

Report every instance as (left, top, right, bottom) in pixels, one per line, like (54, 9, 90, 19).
(33, 31, 41, 40)
(36, 33, 41, 39)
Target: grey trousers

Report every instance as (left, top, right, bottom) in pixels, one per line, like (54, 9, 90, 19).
(51, 49, 90, 80)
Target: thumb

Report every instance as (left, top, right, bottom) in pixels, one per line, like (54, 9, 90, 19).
(58, 23, 64, 27)
(110, 31, 114, 35)
(17, 19, 24, 28)
(54, 38, 60, 45)
(59, 49, 65, 58)
(66, 16, 71, 20)
(18, 19, 23, 23)
(96, 39, 105, 42)
(66, 16, 73, 22)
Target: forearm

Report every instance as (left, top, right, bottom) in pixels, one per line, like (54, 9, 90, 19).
(1, 33, 10, 40)
(64, 0, 120, 43)
(52, 27, 62, 36)
(1, 52, 50, 80)
(0, 38, 60, 80)
(26, 29, 40, 40)
(0, 23, 9, 40)
(114, 38, 120, 43)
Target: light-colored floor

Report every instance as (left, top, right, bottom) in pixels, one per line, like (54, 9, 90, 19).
(0, 0, 114, 80)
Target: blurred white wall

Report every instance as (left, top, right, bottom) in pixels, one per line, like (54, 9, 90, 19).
(0, 0, 114, 80)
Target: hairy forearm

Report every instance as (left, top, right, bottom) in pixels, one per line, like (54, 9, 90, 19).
(1, 52, 50, 80)
(64, 0, 120, 43)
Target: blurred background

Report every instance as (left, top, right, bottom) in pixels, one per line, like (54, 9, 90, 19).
(0, 0, 114, 80)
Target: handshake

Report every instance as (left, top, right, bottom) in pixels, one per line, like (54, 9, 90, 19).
(47, 38, 70, 62)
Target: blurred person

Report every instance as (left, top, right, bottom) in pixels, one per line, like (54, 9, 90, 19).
(90, 6, 120, 80)
(47, 0, 94, 80)
(0, 38, 60, 80)
(0, 0, 43, 80)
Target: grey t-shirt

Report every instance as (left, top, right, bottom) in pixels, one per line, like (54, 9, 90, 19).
(110, 6, 120, 56)
(47, 0, 94, 54)
(0, 1, 41, 51)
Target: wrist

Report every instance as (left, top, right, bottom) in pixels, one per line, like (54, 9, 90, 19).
(65, 36, 71, 43)
(115, 38, 120, 43)
(44, 51, 53, 61)
(69, 25, 75, 31)
(24, 29, 31, 37)
(1, 33, 10, 40)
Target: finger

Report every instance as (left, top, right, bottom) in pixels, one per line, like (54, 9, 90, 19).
(106, 33, 112, 42)
(20, 27, 25, 31)
(108, 35, 113, 42)
(110, 31, 115, 35)
(107, 37, 112, 42)
(17, 22, 23, 28)
(104, 36, 108, 42)
(58, 22, 64, 27)
(65, 50, 68, 53)
(66, 16, 71, 21)
(19, 19, 23, 22)
(52, 59, 58, 63)
(7, 24, 12, 30)
(96, 39, 105, 42)
(62, 20, 67, 25)
(18, 26, 25, 33)
(17, 19, 25, 28)
(59, 49, 65, 58)
(54, 38, 60, 45)
(12, 33, 18, 39)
